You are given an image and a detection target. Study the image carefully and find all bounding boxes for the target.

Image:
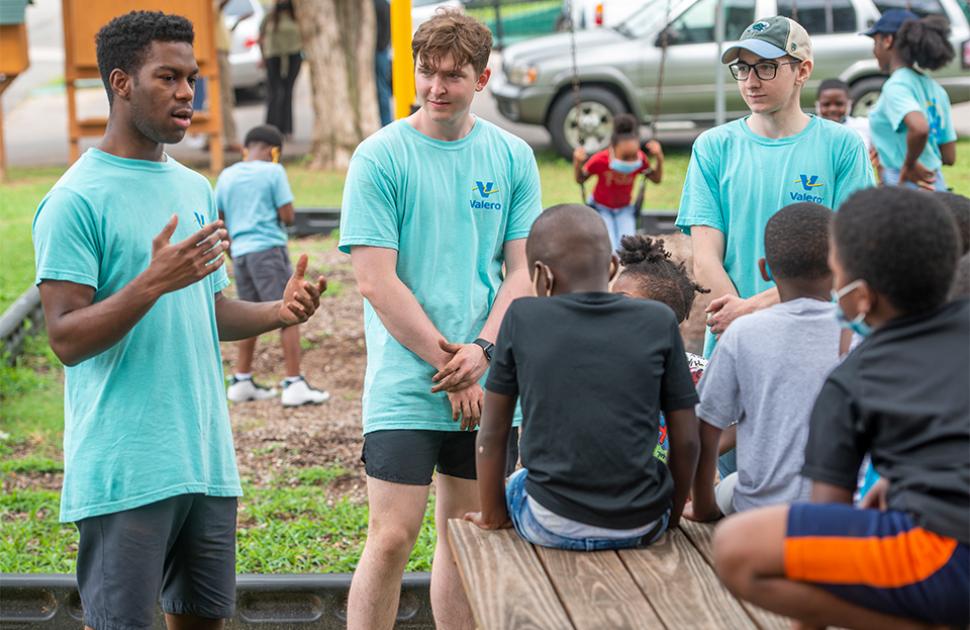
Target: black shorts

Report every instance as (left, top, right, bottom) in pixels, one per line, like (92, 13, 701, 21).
(233, 246, 292, 302)
(361, 428, 520, 486)
(75, 494, 237, 629)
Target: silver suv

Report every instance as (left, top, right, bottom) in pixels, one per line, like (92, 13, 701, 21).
(491, 0, 970, 157)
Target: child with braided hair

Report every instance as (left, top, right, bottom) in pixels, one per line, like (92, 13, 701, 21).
(611, 234, 709, 463)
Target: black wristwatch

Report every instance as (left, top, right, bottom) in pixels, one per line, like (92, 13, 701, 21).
(473, 338, 494, 362)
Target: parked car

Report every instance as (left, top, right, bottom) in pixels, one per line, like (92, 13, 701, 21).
(492, 0, 970, 157)
(413, 0, 463, 28)
(223, 0, 265, 96)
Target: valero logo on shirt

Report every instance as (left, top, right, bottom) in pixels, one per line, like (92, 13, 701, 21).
(193, 211, 207, 228)
(470, 180, 503, 210)
(789, 174, 824, 203)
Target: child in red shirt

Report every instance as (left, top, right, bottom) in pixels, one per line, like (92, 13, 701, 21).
(573, 113, 664, 250)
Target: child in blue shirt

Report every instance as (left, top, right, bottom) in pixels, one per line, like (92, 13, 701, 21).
(216, 124, 329, 407)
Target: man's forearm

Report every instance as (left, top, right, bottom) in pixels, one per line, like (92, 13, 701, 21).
(749, 286, 780, 310)
(694, 255, 737, 300)
(215, 295, 286, 341)
(363, 276, 453, 370)
(477, 266, 531, 343)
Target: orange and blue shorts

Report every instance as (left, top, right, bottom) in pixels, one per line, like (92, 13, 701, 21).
(785, 503, 969, 626)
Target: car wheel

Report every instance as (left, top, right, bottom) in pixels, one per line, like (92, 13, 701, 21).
(547, 86, 629, 159)
(849, 76, 886, 118)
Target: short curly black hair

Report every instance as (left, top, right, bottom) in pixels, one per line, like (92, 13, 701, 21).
(616, 234, 708, 322)
(833, 187, 960, 315)
(95, 11, 194, 105)
(764, 202, 833, 280)
(934, 191, 970, 255)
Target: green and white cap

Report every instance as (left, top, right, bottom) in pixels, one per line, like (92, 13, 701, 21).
(721, 16, 813, 64)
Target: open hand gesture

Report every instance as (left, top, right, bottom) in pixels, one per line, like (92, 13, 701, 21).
(146, 215, 228, 295)
(279, 254, 327, 326)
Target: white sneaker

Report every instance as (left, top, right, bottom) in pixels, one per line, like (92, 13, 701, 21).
(281, 376, 330, 407)
(227, 376, 277, 402)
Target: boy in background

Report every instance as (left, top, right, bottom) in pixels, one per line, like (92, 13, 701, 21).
(217, 124, 329, 406)
(465, 204, 700, 549)
(713, 187, 968, 629)
(685, 203, 840, 521)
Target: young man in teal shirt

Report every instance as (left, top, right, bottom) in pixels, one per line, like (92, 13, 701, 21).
(676, 16, 874, 476)
(679, 16, 874, 359)
(339, 10, 541, 630)
(32, 12, 326, 630)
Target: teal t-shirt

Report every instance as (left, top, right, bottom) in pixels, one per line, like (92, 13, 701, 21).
(339, 118, 542, 433)
(675, 115, 875, 357)
(869, 67, 956, 172)
(215, 160, 293, 257)
(32, 148, 242, 523)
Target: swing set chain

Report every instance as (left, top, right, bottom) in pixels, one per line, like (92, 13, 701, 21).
(566, 0, 588, 201)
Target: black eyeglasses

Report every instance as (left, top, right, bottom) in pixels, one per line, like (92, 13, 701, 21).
(729, 60, 802, 81)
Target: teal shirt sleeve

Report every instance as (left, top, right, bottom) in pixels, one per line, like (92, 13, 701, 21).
(33, 188, 101, 289)
(338, 153, 400, 254)
(273, 164, 294, 208)
(832, 132, 876, 211)
(505, 145, 542, 241)
(676, 134, 724, 235)
(881, 81, 922, 131)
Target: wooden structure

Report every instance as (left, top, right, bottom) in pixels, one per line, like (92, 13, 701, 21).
(449, 518, 790, 629)
(0, 19, 29, 180)
(60, 0, 223, 171)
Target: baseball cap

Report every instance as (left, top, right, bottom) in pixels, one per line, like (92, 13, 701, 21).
(721, 16, 813, 64)
(861, 8, 919, 36)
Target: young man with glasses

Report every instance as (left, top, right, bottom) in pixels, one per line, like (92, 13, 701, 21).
(675, 16, 874, 476)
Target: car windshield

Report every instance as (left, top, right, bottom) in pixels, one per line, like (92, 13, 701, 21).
(617, 0, 680, 37)
(223, 0, 255, 18)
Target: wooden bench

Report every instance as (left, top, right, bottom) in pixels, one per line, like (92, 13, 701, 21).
(448, 518, 790, 629)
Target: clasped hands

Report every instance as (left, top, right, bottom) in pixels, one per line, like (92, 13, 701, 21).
(431, 339, 489, 431)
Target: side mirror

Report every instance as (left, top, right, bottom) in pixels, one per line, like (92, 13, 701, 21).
(655, 27, 678, 47)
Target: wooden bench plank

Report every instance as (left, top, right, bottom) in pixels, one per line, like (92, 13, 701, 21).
(448, 519, 575, 630)
(679, 520, 791, 630)
(534, 546, 664, 630)
(619, 529, 758, 629)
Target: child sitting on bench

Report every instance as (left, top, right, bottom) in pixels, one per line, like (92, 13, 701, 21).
(685, 203, 841, 520)
(712, 187, 969, 629)
(465, 204, 700, 549)
(611, 234, 709, 464)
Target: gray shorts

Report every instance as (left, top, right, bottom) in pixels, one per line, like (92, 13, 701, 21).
(234, 246, 292, 302)
(75, 494, 237, 629)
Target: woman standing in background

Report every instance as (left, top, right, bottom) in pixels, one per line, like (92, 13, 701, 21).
(260, 0, 303, 138)
(866, 9, 957, 190)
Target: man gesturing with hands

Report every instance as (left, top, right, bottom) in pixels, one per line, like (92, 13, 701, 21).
(31, 12, 325, 630)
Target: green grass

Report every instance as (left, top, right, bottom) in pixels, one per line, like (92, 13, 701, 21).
(0, 481, 435, 575)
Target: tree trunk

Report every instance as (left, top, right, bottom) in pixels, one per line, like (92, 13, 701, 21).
(295, 0, 380, 170)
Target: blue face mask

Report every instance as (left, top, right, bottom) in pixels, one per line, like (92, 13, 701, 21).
(831, 279, 872, 337)
(609, 157, 643, 174)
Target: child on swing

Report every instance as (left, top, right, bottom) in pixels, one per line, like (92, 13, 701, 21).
(573, 114, 663, 250)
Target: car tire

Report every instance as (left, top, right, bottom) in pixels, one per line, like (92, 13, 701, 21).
(547, 86, 629, 159)
(849, 76, 886, 118)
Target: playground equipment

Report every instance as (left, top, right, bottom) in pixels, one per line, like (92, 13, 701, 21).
(60, 0, 225, 171)
(0, 0, 30, 181)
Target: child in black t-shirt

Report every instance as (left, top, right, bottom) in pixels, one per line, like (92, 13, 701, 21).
(464, 204, 700, 550)
(711, 187, 969, 629)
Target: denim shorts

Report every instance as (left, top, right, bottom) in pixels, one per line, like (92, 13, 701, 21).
(505, 468, 669, 551)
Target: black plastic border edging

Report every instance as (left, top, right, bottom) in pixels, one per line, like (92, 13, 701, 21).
(0, 573, 434, 629)
(0, 285, 42, 361)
